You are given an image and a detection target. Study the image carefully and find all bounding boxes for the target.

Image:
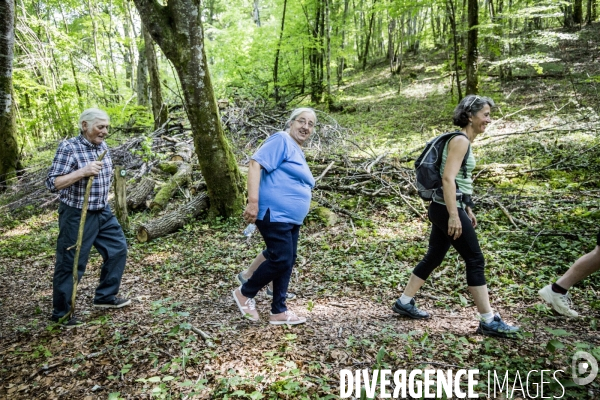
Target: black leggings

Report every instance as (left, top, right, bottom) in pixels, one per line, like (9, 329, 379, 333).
(412, 202, 486, 286)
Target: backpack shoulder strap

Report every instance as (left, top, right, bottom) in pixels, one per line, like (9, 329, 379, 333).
(444, 131, 470, 178)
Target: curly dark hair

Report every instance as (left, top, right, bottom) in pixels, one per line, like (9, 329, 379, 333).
(452, 95, 495, 127)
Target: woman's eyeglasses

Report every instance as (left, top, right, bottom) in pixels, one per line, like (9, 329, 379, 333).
(295, 118, 315, 128)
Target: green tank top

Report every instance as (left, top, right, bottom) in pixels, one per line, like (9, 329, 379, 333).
(434, 138, 475, 208)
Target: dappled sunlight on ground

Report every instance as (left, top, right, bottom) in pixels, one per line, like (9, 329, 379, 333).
(399, 80, 448, 99)
(344, 89, 398, 103)
(0, 212, 56, 238)
(1, 225, 32, 238)
(138, 252, 172, 267)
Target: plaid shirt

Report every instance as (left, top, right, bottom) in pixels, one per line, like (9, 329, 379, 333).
(46, 134, 113, 210)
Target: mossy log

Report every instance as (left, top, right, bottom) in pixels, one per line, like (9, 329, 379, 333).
(312, 206, 338, 226)
(150, 163, 192, 211)
(157, 161, 181, 174)
(127, 177, 155, 210)
(137, 192, 209, 242)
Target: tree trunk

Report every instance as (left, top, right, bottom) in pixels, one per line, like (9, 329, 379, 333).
(137, 192, 209, 242)
(253, 0, 261, 27)
(325, 0, 331, 102)
(58, 3, 83, 108)
(122, 22, 133, 89)
(388, 18, 395, 69)
(0, 0, 20, 191)
(86, 0, 107, 104)
(273, 0, 288, 104)
(361, 0, 378, 70)
(133, 0, 245, 218)
(563, 3, 574, 28)
(307, 0, 324, 103)
(574, 0, 583, 24)
(466, 0, 478, 95)
(143, 25, 168, 128)
(337, 0, 349, 86)
(137, 28, 149, 106)
(447, 0, 463, 99)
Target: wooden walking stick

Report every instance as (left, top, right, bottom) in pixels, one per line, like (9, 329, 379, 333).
(61, 150, 107, 323)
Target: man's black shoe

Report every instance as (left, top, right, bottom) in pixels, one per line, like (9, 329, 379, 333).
(93, 297, 131, 309)
(51, 316, 86, 329)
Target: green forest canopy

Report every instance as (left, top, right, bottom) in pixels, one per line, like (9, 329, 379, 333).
(10, 0, 598, 147)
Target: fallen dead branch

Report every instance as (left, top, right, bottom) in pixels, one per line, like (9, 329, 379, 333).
(495, 200, 520, 229)
(190, 325, 215, 347)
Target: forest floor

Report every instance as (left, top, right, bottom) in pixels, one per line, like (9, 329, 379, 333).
(1, 23, 600, 400)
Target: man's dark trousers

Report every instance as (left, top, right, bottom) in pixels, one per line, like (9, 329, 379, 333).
(52, 202, 127, 320)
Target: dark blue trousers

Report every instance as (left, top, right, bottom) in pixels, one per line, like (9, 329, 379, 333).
(52, 202, 128, 320)
(241, 209, 300, 314)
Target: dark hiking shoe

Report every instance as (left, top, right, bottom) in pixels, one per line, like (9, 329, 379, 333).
(236, 272, 248, 285)
(93, 297, 131, 309)
(52, 316, 86, 329)
(265, 287, 297, 301)
(392, 299, 430, 319)
(476, 314, 520, 339)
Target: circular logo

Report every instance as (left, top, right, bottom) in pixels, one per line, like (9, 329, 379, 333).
(572, 351, 598, 385)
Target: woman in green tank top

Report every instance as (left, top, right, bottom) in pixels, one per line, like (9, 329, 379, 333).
(392, 95, 520, 339)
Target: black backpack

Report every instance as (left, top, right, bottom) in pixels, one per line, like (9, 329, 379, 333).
(415, 131, 470, 202)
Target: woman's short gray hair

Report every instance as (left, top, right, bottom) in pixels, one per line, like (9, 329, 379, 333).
(284, 107, 317, 130)
(79, 108, 110, 132)
(453, 95, 495, 127)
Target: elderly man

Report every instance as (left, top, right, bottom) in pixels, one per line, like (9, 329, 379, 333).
(46, 108, 130, 328)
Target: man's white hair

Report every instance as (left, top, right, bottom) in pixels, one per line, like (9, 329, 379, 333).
(79, 108, 109, 132)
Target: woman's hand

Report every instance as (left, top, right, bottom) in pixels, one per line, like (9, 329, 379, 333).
(448, 213, 462, 240)
(243, 201, 258, 224)
(243, 160, 262, 224)
(466, 207, 477, 228)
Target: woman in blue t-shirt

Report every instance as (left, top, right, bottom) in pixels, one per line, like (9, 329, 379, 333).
(392, 95, 520, 338)
(233, 108, 316, 325)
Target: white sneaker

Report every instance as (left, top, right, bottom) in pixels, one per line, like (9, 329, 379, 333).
(232, 287, 260, 321)
(538, 284, 578, 317)
(269, 310, 306, 325)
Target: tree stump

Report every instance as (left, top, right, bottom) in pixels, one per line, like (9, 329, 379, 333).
(150, 163, 192, 211)
(127, 177, 155, 210)
(137, 192, 209, 242)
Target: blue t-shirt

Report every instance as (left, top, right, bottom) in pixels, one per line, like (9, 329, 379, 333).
(252, 132, 315, 225)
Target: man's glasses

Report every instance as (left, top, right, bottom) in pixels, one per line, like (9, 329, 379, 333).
(295, 118, 315, 128)
(467, 96, 480, 110)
